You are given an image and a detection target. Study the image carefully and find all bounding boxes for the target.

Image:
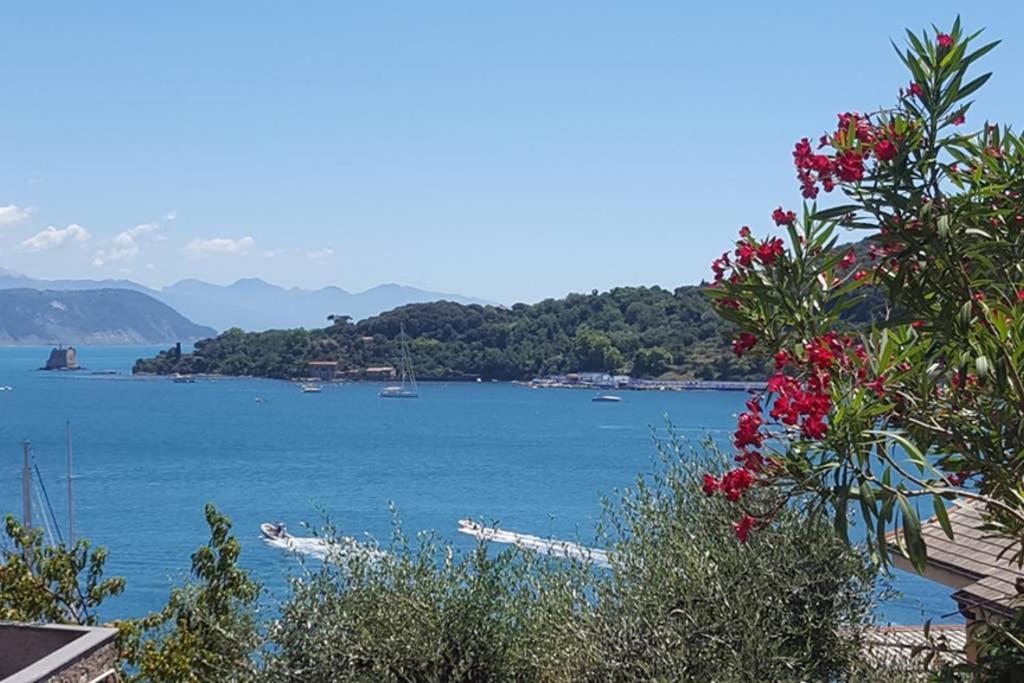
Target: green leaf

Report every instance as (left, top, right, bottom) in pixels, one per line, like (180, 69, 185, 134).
(955, 72, 992, 101)
(810, 204, 861, 222)
(932, 496, 955, 541)
(899, 496, 928, 573)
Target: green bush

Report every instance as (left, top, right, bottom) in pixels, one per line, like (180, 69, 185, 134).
(260, 438, 884, 682)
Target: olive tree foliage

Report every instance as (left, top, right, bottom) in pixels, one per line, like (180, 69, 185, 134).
(259, 438, 888, 682)
(0, 514, 125, 625)
(118, 503, 262, 682)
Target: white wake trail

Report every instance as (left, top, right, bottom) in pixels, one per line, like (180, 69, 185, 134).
(262, 531, 383, 563)
(458, 520, 610, 568)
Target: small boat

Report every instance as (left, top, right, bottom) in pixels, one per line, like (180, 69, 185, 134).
(0, 386, 12, 392)
(592, 395, 622, 403)
(380, 323, 419, 398)
(261, 521, 289, 541)
(301, 383, 322, 393)
(172, 374, 196, 383)
(457, 519, 610, 567)
(261, 521, 383, 563)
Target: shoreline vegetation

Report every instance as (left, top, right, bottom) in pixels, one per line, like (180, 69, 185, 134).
(133, 285, 877, 382)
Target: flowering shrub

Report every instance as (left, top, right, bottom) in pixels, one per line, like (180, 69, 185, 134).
(705, 19, 1024, 597)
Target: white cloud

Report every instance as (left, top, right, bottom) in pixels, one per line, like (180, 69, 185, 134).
(0, 204, 31, 228)
(92, 222, 161, 267)
(263, 249, 281, 258)
(183, 235, 254, 257)
(163, 210, 177, 221)
(306, 247, 334, 264)
(18, 224, 91, 252)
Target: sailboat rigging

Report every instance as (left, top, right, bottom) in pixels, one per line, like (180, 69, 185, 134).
(379, 323, 419, 398)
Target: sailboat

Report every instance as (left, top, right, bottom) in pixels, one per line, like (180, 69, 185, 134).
(379, 323, 419, 398)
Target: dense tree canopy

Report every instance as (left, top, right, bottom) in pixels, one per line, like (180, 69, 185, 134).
(134, 286, 777, 381)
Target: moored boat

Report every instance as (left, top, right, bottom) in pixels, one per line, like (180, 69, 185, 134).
(380, 323, 419, 398)
(592, 395, 622, 402)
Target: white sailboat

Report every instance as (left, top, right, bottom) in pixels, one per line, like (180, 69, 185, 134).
(380, 323, 419, 398)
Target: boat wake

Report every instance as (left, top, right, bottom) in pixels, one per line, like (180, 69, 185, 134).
(457, 520, 610, 568)
(261, 522, 382, 563)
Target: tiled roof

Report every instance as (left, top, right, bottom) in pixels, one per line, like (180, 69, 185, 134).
(889, 502, 1024, 616)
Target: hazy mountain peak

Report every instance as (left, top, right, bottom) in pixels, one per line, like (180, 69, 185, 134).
(0, 273, 492, 332)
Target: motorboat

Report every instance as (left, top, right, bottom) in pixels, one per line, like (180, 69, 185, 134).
(172, 374, 197, 383)
(592, 395, 622, 403)
(261, 521, 288, 540)
(301, 383, 322, 393)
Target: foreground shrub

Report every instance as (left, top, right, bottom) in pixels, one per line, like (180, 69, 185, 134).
(260, 439, 883, 682)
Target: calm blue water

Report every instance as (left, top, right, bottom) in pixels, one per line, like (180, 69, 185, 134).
(0, 346, 956, 625)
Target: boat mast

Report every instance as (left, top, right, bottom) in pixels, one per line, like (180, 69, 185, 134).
(402, 325, 417, 390)
(22, 441, 32, 528)
(67, 421, 75, 546)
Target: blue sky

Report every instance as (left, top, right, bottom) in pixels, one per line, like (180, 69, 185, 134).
(2, 2, 1022, 303)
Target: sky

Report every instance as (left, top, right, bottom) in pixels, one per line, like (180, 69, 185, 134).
(2, 2, 1023, 304)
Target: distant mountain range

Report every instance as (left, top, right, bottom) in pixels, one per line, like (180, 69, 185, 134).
(0, 288, 216, 345)
(0, 269, 494, 332)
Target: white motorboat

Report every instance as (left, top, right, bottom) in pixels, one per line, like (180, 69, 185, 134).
(301, 383, 322, 393)
(457, 519, 610, 567)
(592, 395, 622, 402)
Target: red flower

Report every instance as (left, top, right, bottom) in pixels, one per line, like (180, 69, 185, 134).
(911, 320, 925, 329)
(721, 467, 754, 501)
(1017, 290, 1024, 303)
(735, 243, 757, 267)
(839, 250, 857, 270)
(909, 82, 924, 98)
(711, 252, 731, 283)
(732, 332, 758, 357)
(937, 33, 953, 49)
(735, 450, 765, 472)
(874, 139, 897, 161)
(738, 225, 751, 238)
(718, 298, 741, 310)
(733, 515, 757, 543)
(952, 113, 965, 126)
(866, 375, 887, 399)
(702, 474, 720, 497)
(773, 350, 791, 370)
(835, 150, 865, 182)
(734, 410, 765, 449)
(757, 238, 785, 266)
(801, 415, 828, 440)
(772, 207, 797, 226)
(853, 270, 868, 281)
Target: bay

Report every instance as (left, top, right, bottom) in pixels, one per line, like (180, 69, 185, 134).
(0, 346, 957, 625)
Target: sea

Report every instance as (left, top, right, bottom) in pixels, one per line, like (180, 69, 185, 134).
(0, 346, 958, 625)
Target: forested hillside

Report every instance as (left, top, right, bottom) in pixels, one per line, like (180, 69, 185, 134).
(133, 286, 781, 380)
(134, 281, 879, 381)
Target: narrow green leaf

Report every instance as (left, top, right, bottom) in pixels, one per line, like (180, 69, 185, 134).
(932, 496, 955, 541)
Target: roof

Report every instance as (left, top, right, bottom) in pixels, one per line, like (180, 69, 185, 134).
(306, 361, 338, 366)
(861, 625, 967, 669)
(888, 502, 1024, 616)
(364, 366, 395, 372)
